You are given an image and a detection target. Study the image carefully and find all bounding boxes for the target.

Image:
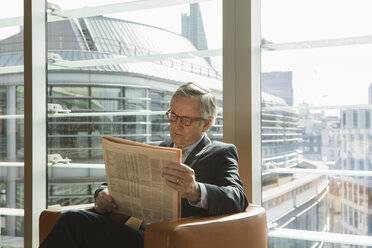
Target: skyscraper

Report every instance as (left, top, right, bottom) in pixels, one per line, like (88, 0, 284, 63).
(262, 71, 294, 106)
(182, 3, 210, 64)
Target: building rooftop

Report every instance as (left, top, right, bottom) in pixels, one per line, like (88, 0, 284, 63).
(0, 16, 222, 90)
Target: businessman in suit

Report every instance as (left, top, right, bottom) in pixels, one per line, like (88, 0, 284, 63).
(39, 82, 248, 248)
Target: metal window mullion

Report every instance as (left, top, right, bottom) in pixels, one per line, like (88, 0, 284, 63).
(24, 0, 47, 247)
(6, 85, 17, 236)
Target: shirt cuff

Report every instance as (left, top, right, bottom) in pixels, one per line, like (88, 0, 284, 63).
(188, 183, 208, 209)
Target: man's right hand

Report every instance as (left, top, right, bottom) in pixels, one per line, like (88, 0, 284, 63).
(94, 188, 118, 214)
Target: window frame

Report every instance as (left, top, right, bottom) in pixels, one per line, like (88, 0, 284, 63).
(19, 0, 372, 246)
(21, 0, 259, 246)
(23, 0, 47, 247)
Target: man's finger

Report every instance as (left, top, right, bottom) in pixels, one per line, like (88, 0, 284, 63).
(102, 194, 113, 202)
(99, 190, 114, 202)
(163, 164, 194, 176)
(165, 162, 192, 172)
(162, 168, 183, 178)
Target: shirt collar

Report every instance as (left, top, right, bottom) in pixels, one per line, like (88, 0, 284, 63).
(174, 134, 205, 162)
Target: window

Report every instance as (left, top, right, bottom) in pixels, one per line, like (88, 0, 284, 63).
(343, 112, 347, 128)
(366, 110, 370, 129)
(4, 0, 372, 247)
(1, 0, 222, 246)
(45, 0, 222, 210)
(354, 110, 359, 129)
(360, 160, 365, 171)
(262, 0, 372, 246)
(0, 0, 24, 244)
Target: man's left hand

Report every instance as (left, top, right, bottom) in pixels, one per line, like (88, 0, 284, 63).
(162, 163, 201, 202)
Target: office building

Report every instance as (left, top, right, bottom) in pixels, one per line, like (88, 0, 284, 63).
(261, 92, 328, 247)
(340, 108, 372, 243)
(181, 3, 210, 64)
(262, 71, 294, 106)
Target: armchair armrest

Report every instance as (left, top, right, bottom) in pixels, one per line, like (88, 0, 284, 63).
(39, 203, 94, 243)
(145, 204, 267, 248)
(39, 204, 267, 248)
(39, 203, 127, 243)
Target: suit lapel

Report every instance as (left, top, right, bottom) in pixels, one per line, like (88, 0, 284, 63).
(184, 135, 212, 167)
(160, 136, 212, 167)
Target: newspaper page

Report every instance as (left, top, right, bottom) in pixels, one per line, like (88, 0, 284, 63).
(102, 136, 181, 223)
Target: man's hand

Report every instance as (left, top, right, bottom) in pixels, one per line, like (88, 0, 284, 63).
(94, 188, 118, 214)
(162, 163, 201, 202)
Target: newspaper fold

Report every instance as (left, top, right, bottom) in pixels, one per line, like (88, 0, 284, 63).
(102, 136, 181, 223)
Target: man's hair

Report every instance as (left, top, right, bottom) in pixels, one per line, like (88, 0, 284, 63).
(170, 82, 217, 124)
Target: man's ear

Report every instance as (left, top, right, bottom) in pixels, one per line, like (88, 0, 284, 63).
(202, 119, 212, 132)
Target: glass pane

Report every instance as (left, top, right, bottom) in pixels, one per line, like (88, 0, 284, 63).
(0, 0, 24, 246)
(262, 0, 372, 247)
(46, 0, 222, 207)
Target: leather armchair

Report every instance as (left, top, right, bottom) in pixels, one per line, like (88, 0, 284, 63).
(39, 204, 268, 248)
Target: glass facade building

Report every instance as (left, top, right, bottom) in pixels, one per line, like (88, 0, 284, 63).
(340, 109, 372, 239)
(261, 92, 328, 247)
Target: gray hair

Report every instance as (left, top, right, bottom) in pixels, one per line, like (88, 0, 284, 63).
(170, 82, 217, 124)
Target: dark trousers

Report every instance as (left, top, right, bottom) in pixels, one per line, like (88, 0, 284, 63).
(39, 210, 144, 248)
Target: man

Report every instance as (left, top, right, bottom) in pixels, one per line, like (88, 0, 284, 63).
(40, 82, 248, 248)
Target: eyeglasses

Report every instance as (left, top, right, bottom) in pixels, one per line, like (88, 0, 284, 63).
(166, 109, 206, 127)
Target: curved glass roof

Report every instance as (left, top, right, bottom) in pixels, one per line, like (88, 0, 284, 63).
(0, 15, 222, 90)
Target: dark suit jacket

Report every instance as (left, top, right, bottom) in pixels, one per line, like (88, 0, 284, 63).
(160, 135, 248, 217)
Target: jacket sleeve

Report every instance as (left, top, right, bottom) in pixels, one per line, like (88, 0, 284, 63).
(204, 144, 248, 215)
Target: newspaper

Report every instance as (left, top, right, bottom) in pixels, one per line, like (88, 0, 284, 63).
(102, 136, 181, 223)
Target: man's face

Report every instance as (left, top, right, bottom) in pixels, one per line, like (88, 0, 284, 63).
(169, 96, 211, 148)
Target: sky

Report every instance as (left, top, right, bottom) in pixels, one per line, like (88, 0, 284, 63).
(2, 0, 372, 109)
(261, 0, 372, 108)
(0, 0, 222, 47)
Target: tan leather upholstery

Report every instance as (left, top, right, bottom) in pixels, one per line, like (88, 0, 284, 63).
(39, 204, 268, 248)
